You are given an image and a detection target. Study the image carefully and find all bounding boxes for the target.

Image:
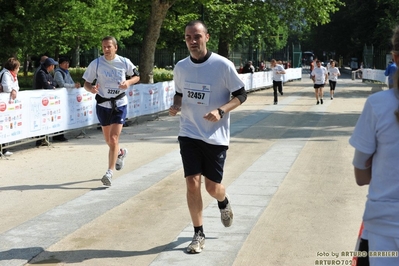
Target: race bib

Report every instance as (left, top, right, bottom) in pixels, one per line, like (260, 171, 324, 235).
(183, 82, 211, 106)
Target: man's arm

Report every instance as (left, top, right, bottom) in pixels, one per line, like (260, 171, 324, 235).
(119, 68, 140, 89)
(354, 168, 371, 186)
(353, 149, 373, 186)
(279, 66, 286, 74)
(84, 81, 98, 94)
(207, 87, 247, 121)
(169, 93, 182, 116)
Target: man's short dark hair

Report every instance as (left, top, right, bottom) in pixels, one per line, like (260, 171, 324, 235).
(185, 20, 208, 34)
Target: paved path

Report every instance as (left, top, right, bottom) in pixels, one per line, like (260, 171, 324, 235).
(0, 73, 384, 266)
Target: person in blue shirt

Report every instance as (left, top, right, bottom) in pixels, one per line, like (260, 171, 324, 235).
(384, 60, 397, 88)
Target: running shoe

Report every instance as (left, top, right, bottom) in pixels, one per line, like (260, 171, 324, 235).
(186, 231, 205, 254)
(3, 150, 13, 156)
(220, 193, 234, 227)
(101, 171, 112, 186)
(115, 148, 128, 171)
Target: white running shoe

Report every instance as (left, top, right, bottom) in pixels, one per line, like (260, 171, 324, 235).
(3, 151, 13, 156)
(115, 148, 128, 171)
(220, 193, 233, 227)
(101, 171, 112, 186)
(186, 231, 205, 254)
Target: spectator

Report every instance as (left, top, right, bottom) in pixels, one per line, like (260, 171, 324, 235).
(0, 57, 20, 100)
(384, 59, 397, 89)
(238, 64, 243, 74)
(0, 57, 21, 156)
(35, 57, 58, 90)
(82, 36, 140, 186)
(54, 57, 81, 89)
(242, 61, 254, 74)
(52, 56, 81, 142)
(259, 61, 265, 71)
(32, 55, 48, 89)
(34, 57, 58, 146)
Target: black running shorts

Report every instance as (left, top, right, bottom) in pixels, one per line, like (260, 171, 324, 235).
(178, 136, 228, 183)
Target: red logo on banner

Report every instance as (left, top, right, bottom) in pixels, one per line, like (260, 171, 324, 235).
(0, 102, 6, 112)
(42, 98, 49, 106)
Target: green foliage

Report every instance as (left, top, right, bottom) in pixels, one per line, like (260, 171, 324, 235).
(2, 0, 344, 83)
(153, 68, 174, 83)
(0, 0, 135, 64)
(303, 0, 399, 64)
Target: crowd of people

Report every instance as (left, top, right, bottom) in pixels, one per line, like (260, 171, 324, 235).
(0, 54, 84, 156)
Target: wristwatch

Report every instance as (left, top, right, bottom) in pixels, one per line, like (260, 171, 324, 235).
(217, 108, 225, 118)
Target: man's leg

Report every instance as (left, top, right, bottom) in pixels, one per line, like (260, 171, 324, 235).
(273, 81, 278, 104)
(186, 174, 206, 254)
(186, 174, 203, 227)
(102, 123, 123, 171)
(319, 87, 324, 104)
(100, 123, 123, 186)
(205, 178, 233, 227)
(315, 88, 319, 104)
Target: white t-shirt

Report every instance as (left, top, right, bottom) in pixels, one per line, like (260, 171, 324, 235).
(82, 55, 135, 108)
(272, 64, 285, 81)
(328, 67, 340, 82)
(174, 52, 245, 146)
(349, 88, 399, 238)
(0, 69, 19, 93)
(311, 66, 327, 84)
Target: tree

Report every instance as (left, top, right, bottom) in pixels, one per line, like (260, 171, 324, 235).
(0, 0, 135, 70)
(303, 0, 399, 65)
(139, 0, 176, 83)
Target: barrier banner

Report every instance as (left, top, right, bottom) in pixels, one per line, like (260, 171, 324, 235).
(0, 81, 175, 144)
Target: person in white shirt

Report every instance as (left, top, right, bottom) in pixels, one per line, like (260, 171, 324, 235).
(0, 57, 20, 100)
(326, 59, 333, 71)
(270, 59, 286, 105)
(349, 25, 399, 266)
(0, 57, 21, 157)
(311, 60, 328, 104)
(83, 36, 140, 186)
(327, 60, 340, 99)
(169, 20, 247, 254)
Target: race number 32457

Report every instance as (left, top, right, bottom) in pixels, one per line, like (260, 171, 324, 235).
(188, 91, 205, 100)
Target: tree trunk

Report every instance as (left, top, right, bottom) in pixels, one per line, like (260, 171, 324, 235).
(71, 38, 80, 68)
(140, 0, 175, 83)
(218, 34, 230, 58)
